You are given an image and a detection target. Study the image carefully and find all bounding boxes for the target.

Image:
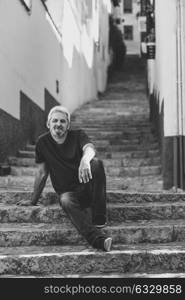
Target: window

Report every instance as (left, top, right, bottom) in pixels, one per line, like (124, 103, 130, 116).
(123, 0, 132, 14)
(20, 0, 32, 13)
(124, 25, 133, 40)
(115, 18, 121, 25)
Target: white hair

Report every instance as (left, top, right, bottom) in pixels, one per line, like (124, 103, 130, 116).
(47, 105, 71, 128)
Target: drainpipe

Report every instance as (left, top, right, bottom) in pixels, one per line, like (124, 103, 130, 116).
(175, 0, 184, 190)
(179, 0, 184, 190)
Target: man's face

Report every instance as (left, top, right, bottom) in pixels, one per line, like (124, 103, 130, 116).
(48, 111, 69, 139)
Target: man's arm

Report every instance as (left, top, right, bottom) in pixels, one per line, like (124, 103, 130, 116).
(78, 144, 96, 184)
(17, 162, 48, 206)
(31, 162, 49, 205)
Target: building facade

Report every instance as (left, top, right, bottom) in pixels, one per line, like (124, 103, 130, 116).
(146, 0, 185, 190)
(112, 0, 141, 55)
(0, 0, 111, 163)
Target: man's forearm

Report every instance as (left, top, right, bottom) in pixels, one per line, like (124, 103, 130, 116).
(31, 173, 48, 205)
(82, 145, 96, 163)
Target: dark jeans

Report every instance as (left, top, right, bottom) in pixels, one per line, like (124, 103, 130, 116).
(59, 158, 107, 249)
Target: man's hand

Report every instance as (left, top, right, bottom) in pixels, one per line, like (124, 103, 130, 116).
(78, 158, 92, 183)
(17, 162, 48, 207)
(16, 199, 36, 206)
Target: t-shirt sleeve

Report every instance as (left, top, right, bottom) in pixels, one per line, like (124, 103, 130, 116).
(79, 129, 94, 150)
(35, 140, 45, 164)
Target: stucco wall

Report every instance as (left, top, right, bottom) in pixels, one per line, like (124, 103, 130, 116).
(46, 0, 111, 108)
(154, 0, 177, 137)
(0, 0, 63, 120)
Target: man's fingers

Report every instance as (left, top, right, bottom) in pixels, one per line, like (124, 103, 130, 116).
(79, 167, 92, 183)
(84, 169, 89, 183)
(88, 168, 92, 179)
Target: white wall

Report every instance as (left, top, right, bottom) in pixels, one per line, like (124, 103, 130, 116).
(46, 0, 111, 111)
(0, 0, 111, 119)
(0, 0, 63, 119)
(154, 0, 177, 136)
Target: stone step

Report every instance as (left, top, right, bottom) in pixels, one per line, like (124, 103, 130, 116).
(17, 144, 159, 159)
(10, 158, 161, 177)
(107, 87, 146, 93)
(18, 151, 35, 158)
(8, 157, 36, 167)
(1, 220, 185, 247)
(1, 190, 184, 205)
(75, 113, 149, 118)
(74, 98, 147, 104)
(105, 166, 161, 177)
(72, 120, 153, 125)
(10, 165, 161, 177)
(78, 107, 149, 112)
(0, 174, 163, 191)
(73, 104, 148, 109)
(73, 127, 155, 134)
(2, 272, 185, 278)
(103, 157, 161, 167)
(1, 190, 185, 205)
(90, 137, 158, 144)
(1, 243, 185, 275)
(0, 201, 185, 223)
(72, 119, 151, 125)
(25, 138, 158, 150)
(106, 176, 163, 191)
(8, 150, 161, 167)
(101, 93, 147, 100)
(25, 138, 158, 149)
(107, 149, 160, 159)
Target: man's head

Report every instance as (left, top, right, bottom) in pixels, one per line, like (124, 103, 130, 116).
(47, 106, 71, 141)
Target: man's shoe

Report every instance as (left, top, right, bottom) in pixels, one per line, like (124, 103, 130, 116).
(103, 237, 112, 252)
(95, 222, 107, 229)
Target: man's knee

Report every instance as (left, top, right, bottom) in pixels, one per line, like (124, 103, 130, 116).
(90, 158, 105, 178)
(59, 192, 73, 211)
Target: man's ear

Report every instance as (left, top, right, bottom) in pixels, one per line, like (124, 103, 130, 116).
(46, 120, 50, 129)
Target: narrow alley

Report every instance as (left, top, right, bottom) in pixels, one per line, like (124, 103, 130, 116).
(0, 56, 185, 278)
(1, 0, 185, 282)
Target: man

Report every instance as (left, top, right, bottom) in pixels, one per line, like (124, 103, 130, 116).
(17, 106, 112, 252)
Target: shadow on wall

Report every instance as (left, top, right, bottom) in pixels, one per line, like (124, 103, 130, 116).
(60, 41, 98, 111)
(60, 1, 111, 109)
(0, 41, 99, 164)
(150, 92, 175, 190)
(0, 89, 59, 163)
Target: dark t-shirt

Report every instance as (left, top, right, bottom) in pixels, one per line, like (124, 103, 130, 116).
(35, 129, 92, 194)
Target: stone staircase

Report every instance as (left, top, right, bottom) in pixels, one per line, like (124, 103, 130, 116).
(0, 56, 185, 277)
